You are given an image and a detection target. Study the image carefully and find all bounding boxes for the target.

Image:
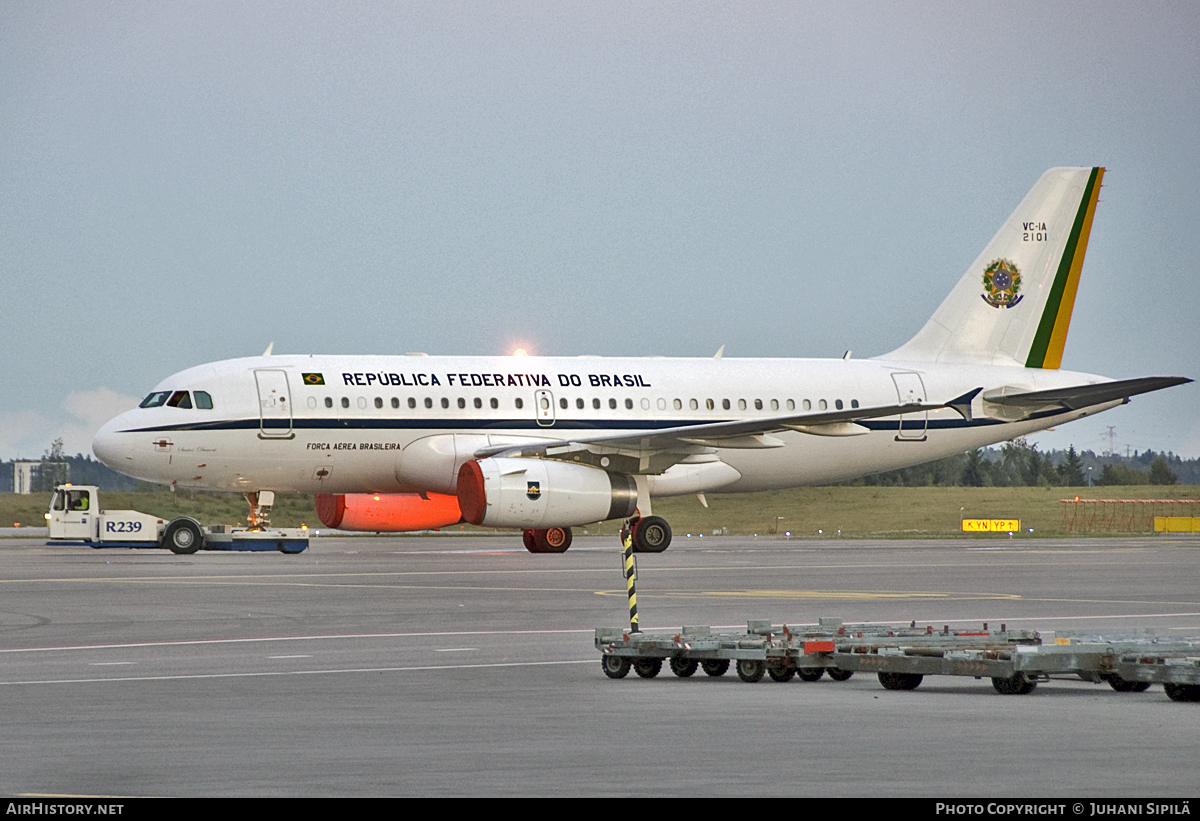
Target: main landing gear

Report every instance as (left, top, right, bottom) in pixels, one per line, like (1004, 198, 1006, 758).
(621, 515, 672, 553)
(519, 515, 675, 554)
(521, 527, 573, 553)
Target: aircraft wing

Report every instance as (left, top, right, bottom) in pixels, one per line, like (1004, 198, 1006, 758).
(473, 399, 949, 474)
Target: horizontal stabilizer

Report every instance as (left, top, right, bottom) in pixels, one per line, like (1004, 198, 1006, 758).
(984, 376, 1191, 410)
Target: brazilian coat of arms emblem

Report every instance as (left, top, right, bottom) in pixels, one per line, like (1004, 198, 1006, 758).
(981, 258, 1023, 308)
(527, 481, 541, 501)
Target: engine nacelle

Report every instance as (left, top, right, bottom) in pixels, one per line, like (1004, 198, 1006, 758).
(314, 492, 463, 531)
(457, 458, 637, 528)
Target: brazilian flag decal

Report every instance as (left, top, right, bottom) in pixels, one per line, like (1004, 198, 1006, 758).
(302, 373, 325, 386)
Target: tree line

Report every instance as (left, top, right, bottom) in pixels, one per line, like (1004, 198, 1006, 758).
(848, 441, 1194, 488)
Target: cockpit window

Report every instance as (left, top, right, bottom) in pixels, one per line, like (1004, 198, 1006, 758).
(140, 390, 212, 409)
(139, 391, 172, 408)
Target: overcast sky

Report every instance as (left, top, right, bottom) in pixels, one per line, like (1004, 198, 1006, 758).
(2, 1, 1197, 463)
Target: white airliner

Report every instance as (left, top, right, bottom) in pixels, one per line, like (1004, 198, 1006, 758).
(93, 167, 1188, 552)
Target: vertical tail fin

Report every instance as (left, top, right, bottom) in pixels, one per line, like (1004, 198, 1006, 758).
(881, 167, 1104, 369)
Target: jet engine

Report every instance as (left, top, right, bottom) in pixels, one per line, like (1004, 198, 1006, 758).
(457, 458, 637, 528)
(314, 492, 463, 531)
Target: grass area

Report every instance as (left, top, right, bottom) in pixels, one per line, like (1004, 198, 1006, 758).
(5, 485, 1197, 537)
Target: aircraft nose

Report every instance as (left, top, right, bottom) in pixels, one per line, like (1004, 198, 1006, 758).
(92, 413, 130, 471)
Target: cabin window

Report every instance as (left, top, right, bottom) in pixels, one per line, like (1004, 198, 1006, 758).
(754, 399, 762, 410)
(609, 398, 617, 409)
(819, 399, 827, 410)
(673, 399, 682, 410)
(593, 398, 601, 409)
(851, 399, 859, 409)
(706, 399, 714, 410)
(457, 398, 466, 409)
(195, 391, 213, 409)
(559, 398, 568, 410)
(576, 398, 585, 410)
(802, 399, 811, 411)
(325, 397, 333, 408)
(375, 397, 383, 409)
(515, 398, 524, 409)
(425, 398, 433, 409)
(474, 397, 483, 409)
(625, 398, 633, 410)
(358, 397, 367, 409)
(722, 399, 731, 410)
(690, 399, 699, 410)
(409, 398, 416, 409)
(392, 397, 400, 409)
(786, 399, 795, 411)
(770, 399, 779, 411)
(835, 399, 843, 410)
(341, 397, 350, 409)
(738, 399, 746, 411)
(491, 398, 499, 409)
(441, 398, 449, 409)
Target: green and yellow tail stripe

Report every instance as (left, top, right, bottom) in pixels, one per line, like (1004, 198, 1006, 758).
(1025, 166, 1104, 369)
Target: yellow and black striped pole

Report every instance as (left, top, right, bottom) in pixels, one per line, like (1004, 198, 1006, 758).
(623, 529, 639, 633)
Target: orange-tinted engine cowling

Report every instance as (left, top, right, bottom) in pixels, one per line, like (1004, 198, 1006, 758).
(314, 493, 464, 531)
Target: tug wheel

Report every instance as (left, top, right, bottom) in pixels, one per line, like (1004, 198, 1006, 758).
(601, 655, 630, 679)
(767, 663, 795, 682)
(878, 672, 923, 691)
(736, 659, 765, 683)
(633, 658, 663, 678)
(163, 518, 203, 555)
(670, 657, 699, 678)
(991, 672, 1038, 695)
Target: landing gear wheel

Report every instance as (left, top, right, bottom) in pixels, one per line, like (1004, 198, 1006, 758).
(701, 659, 729, 677)
(523, 527, 573, 553)
(1104, 673, 1151, 693)
(736, 659, 765, 683)
(670, 657, 699, 678)
(631, 516, 672, 553)
(1164, 683, 1200, 702)
(878, 672, 923, 691)
(797, 668, 825, 682)
(163, 518, 203, 555)
(991, 672, 1038, 694)
(767, 663, 795, 682)
(539, 526, 572, 553)
(827, 667, 854, 682)
(633, 658, 663, 679)
(601, 655, 630, 679)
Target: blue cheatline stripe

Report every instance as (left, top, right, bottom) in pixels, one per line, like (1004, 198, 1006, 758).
(118, 408, 1074, 437)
